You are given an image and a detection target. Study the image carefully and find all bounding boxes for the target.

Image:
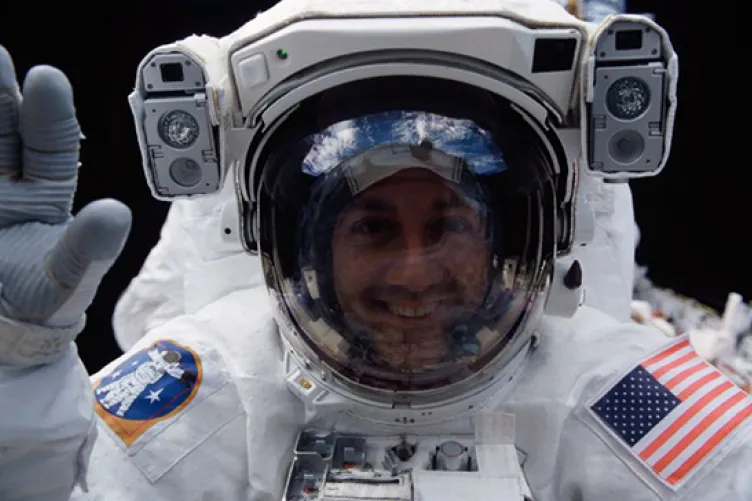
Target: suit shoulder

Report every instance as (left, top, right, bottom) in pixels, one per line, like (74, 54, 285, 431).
(572, 335, 752, 499)
(526, 306, 670, 395)
(89, 317, 247, 486)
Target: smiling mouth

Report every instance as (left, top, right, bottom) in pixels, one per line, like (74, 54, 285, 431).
(371, 299, 442, 320)
(386, 302, 439, 318)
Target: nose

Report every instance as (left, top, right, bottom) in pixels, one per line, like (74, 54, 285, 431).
(382, 232, 447, 292)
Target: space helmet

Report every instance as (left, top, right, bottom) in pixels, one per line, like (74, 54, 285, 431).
(251, 78, 561, 410)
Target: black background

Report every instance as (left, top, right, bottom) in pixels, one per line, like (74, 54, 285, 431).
(1, 1, 746, 373)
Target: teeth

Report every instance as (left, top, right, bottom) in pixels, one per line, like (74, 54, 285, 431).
(386, 302, 439, 318)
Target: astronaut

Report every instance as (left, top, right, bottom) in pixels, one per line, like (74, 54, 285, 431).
(1, 1, 751, 501)
(111, 0, 634, 356)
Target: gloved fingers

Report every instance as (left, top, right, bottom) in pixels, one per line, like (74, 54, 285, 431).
(48, 198, 132, 286)
(44, 199, 132, 327)
(0, 46, 26, 228)
(0, 45, 21, 178)
(18, 65, 81, 223)
(0, 53, 82, 228)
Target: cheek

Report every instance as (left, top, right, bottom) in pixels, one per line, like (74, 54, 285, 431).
(445, 237, 489, 287)
(332, 248, 373, 297)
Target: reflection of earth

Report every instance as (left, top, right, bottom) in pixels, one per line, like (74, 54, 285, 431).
(555, 0, 631, 23)
(584, 4, 623, 22)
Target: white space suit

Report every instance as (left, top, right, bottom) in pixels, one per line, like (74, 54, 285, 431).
(112, 178, 258, 351)
(57, 292, 752, 501)
(0, 1, 750, 501)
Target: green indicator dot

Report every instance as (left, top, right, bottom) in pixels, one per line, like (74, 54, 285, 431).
(276, 49, 289, 60)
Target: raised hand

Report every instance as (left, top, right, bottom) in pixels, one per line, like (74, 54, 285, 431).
(0, 46, 132, 365)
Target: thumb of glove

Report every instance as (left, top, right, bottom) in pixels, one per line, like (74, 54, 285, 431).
(44, 198, 132, 327)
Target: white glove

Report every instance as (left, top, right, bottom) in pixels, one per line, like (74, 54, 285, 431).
(0, 46, 132, 367)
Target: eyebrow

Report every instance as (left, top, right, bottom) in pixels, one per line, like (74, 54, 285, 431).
(432, 194, 471, 211)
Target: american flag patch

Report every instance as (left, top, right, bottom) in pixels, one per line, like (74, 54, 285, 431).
(590, 336, 752, 488)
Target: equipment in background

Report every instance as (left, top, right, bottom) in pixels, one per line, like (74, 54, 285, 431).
(632, 269, 752, 392)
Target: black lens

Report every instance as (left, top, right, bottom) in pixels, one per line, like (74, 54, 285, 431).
(169, 158, 202, 187)
(609, 130, 644, 164)
(160, 62, 185, 82)
(615, 30, 643, 51)
(532, 38, 577, 73)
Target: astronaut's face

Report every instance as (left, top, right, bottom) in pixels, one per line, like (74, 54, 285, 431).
(332, 168, 489, 371)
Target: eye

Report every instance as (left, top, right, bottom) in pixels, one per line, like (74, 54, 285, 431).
(439, 216, 474, 233)
(351, 218, 396, 236)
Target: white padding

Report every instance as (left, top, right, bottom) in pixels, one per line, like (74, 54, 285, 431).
(0, 314, 85, 367)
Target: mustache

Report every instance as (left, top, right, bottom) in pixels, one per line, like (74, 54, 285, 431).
(365, 283, 459, 302)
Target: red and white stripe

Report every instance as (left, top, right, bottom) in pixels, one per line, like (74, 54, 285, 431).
(631, 337, 752, 485)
